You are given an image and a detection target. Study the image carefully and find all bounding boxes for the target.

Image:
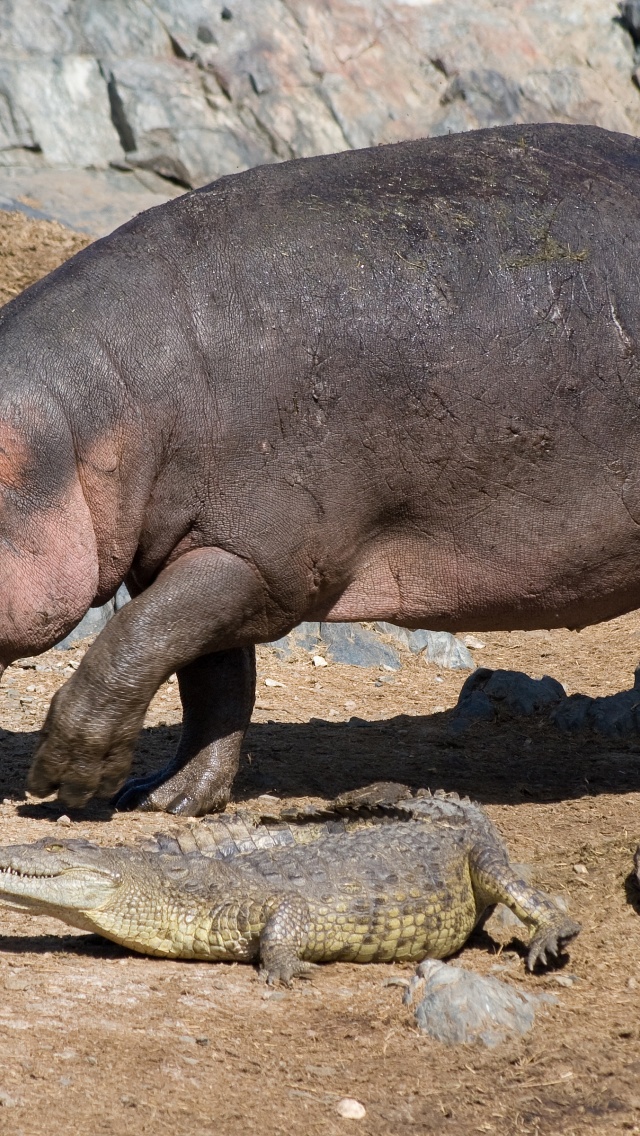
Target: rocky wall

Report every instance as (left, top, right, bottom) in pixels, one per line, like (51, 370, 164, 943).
(0, 0, 638, 193)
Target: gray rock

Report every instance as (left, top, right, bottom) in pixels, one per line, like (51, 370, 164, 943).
(620, 0, 640, 44)
(0, 0, 637, 216)
(56, 584, 130, 649)
(552, 668, 640, 737)
(319, 623, 401, 669)
(453, 668, 566, 728)
(113, 583, 131, 610)
(374, 622, 415, 651)
(450, 688, 496, 731)
(374, 623, 473, 665)
(587, 689, 640, 737)
(56, 602, 115, 649)
(406, 959, 555, 1047)
(77, 0, 174, 59)
(105, 57, 271, 187)
(420, 631, 475, 671)
(270, 621, 474, 669)
(0, 56, 122, 168)
(0, 166, 181, 236)
(270, 621, 403, 667)
(453, 663, 640, 740)
(269, 622, 322, 660)
(433, 69, 522, 135)
(549, 693, 592, 733)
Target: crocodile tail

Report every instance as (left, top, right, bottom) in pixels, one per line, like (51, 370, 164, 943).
(332, 783, 507, 854)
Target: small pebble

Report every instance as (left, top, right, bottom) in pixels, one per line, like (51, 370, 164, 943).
(463, 635, 486, 649)
(434, 675, 443, 683)
(628, 977, 638, 990)
(264, 678, 285, 688)
(344, 700, 356, 710)
(572, 863, 588, 875)
(548, 973, 580, 988)
(57, 815, 71, 827)
(312, 655, 328, 667)
(335, 1098, 366, 1120)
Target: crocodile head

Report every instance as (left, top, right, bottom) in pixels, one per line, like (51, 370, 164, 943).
(0, 837, 129, 913)
(0, 837, 226, 958)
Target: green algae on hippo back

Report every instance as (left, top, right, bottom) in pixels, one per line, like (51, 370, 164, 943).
(0, 123, 632, 816)
(0, 787, 580, 984)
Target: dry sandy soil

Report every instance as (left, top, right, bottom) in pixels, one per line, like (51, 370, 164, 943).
(0, 213, 638, 1136)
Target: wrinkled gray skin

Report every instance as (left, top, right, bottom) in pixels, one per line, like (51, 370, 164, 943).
(0, 122, 636, 815)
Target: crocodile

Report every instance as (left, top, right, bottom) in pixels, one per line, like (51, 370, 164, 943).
(0, 787, 579, 984)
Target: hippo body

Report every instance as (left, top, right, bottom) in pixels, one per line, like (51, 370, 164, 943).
(1, 122, 638, 813)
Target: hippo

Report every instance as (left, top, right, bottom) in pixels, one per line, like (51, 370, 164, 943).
(0, 121, 636, 815)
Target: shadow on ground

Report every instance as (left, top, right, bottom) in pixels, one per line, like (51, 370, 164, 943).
(0, 932, 131, 958)
(3, 711, 640, 815)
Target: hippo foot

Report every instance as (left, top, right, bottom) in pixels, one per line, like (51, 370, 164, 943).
(112, 765, 232, 816)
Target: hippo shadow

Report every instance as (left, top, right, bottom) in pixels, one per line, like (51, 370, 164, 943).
(624, 871, 640, 918)
(4, 704, 640, 818)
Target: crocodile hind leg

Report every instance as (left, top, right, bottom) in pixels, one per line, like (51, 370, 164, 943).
(114, 646, 256, 815)
(470, 847, 581, 970)
(259, 895, 315, 986)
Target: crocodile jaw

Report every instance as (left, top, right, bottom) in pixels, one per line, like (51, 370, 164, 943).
(0, 863, 118, 913)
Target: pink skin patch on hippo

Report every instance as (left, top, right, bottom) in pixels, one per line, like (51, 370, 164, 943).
(0, 421, 99, 664)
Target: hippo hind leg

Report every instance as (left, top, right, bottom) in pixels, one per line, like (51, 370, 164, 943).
(113, 646, 256, 815)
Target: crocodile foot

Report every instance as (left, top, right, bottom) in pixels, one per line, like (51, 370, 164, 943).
(260, 959, 318, 987)
(526, 916, 581, 970)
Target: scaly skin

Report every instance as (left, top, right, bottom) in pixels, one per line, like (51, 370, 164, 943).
(0, 788, 580, 984)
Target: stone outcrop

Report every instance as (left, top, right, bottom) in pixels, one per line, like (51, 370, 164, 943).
(451, 665, 640, 739)
(0, 1, 637, 195)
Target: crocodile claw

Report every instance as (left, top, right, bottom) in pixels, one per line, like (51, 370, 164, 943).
(526, 916, 581, 971)
(260, 960, 318, 987)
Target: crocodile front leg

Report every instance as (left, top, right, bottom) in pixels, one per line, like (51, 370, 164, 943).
(259, 895, 314, 986)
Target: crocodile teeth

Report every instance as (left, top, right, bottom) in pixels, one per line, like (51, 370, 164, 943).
(0, 867, 55, 879)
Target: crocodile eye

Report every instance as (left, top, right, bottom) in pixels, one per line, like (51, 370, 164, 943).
(164, 864, 189, 879)
(46, 844, 64, 852)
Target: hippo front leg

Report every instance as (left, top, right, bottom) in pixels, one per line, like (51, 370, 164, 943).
(27, 548, 268, 812)
(113, 646, 256, 815)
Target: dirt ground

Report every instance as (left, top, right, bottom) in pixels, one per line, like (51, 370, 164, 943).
(0, 210, 89, 305)
(0, 215, 638, 1136)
